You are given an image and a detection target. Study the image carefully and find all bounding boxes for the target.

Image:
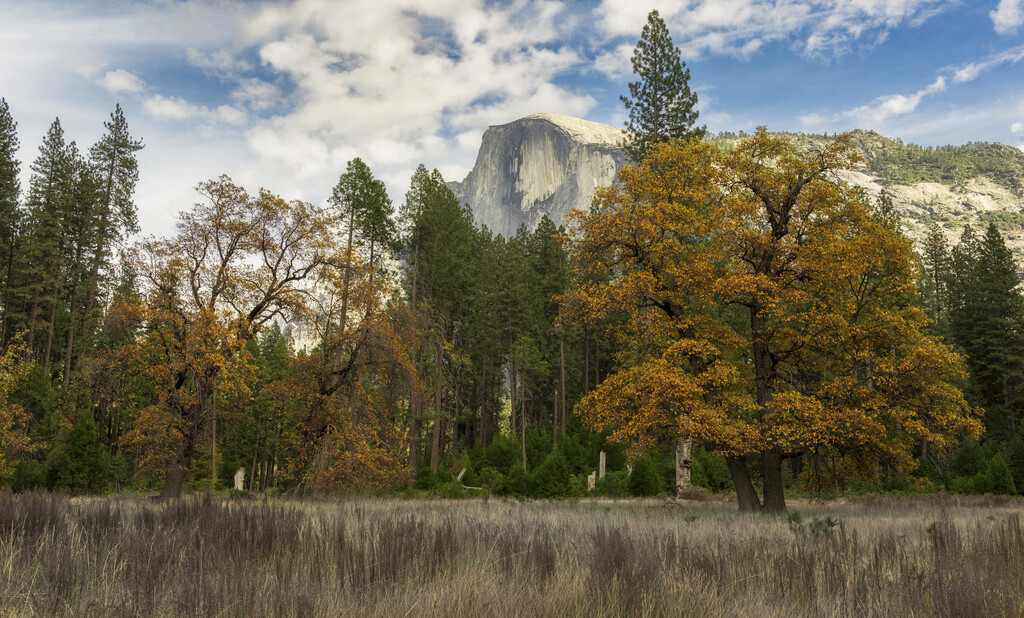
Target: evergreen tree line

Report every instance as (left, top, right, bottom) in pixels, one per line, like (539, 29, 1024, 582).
(918, 222, 1024, 494)
(0, 99, 145, 492)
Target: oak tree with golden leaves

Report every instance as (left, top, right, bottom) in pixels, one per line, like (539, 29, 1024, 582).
(126, 176, 334, 497)
(565, 130, 981, 512)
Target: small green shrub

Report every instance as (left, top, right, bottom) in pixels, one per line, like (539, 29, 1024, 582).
(987, 453, 1017, 494)
(595, 471, 629, 498)
(628, 455, 661, 497)
(529, 451, 570, 498)
(439, 481, 464, 499)
(499, 463, 528, 496)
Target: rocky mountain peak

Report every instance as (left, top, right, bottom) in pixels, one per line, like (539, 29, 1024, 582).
(450, 114, 626, 238)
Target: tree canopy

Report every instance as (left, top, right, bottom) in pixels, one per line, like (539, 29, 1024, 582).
(565, 130, 981, 511)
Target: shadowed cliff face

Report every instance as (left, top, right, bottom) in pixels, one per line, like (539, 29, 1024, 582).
(451, 113, 626, 238)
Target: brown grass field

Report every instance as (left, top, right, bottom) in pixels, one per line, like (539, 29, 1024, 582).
(1, 491, 1022, 616)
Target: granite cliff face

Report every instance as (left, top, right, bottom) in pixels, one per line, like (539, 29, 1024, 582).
(450, 113, 626, 238)
(454, 116, 1024, 262)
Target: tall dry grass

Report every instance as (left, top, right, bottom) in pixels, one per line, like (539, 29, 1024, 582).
(0, 490, 1022, 616)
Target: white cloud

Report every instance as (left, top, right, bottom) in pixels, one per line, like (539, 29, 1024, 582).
(992, 0, 1024, 34)
(231, 78, 281, 111)
(143, 95, 246, 126)
(143, 95, 199, 121)
(951, 45, 1024, 83)
(234, 0, 593, 198)
(595, 0, 952, 63)
(98, 69, 146, 94)
(187, 48, 253, 77)
(842, 76, 946, 126)
(1011, 122, 1024, 133)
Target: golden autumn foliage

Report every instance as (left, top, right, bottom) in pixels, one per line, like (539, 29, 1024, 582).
(0, 338, 33, 481)
(565, 130, 981, 511)
(285, 247, 422, 491)
(126, 176, 336, 497)
(111, 174, 422, 495)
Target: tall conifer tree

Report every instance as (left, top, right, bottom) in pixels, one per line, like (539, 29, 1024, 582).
(17, 119, 76, 361)
(621, 9, 705, 163)
(69, 105, 143, 380)
(0, 99, 20, 342)
(919, 223, 951, 333)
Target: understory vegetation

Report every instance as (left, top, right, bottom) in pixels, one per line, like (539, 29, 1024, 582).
(2, 492, 1023, 617)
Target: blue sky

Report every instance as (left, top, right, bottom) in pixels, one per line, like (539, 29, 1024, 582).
(1, 0, 1022, 235)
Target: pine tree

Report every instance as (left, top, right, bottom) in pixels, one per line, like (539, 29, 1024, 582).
(397, 166, 477, 471)
(15, 119, 77, 364)
(0, 99, 20, 343)
(919, 223, 951, 333)
(329, 158, 393, 334)
(69, 105, 143, 381)
(621, 9, 705, 163)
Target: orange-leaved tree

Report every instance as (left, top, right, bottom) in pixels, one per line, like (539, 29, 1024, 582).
(0, 337, 33, 481)
(565, 130, 981, 512)
(284, 247, 422, 492)
(126, 176, 334, 497)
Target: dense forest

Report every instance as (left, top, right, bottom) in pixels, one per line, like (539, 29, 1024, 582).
(0, 96, 1022, 505)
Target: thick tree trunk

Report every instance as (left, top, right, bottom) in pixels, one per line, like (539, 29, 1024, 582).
(509, 361, 517, 437)
(0, 236, 16, 344)
(521, 383, 527, 471)
(408, 250, 421, 469)
(338, 210, 356, 338)
(62, 304, 77, 382)
(479, 364, 488, 448)
(160, 411, 199, 498)
(25, 276, 41, 355)
(675, 436, 692, 497)
(726, 456, 762, 512)
(761, 450, 787, 512)
(74, 205, 113, 375)
(408, 399, 421, 467)
(553, 390, 559, 450)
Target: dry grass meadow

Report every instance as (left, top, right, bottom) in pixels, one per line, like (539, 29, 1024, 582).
(1, 490, 1023, 616)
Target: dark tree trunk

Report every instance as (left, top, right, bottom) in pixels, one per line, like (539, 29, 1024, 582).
(509, 361, 517, 437)
(761, 450, 787, 512)
(559, 328, 566, 438)
(727, 456, 762, 512)
(42, 286, 58, 372)
(338, 210, 356, 337)
(25, 276, 41, 356)
(430, 336, 442, 472)
(0, 234, 16, 344)
(521, 382, 527, 471)
(160, 409, 199, 498)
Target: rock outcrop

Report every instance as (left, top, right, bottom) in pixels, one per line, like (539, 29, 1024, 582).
(454, 116, 1024, 261)
(451, 113, 626, 238)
